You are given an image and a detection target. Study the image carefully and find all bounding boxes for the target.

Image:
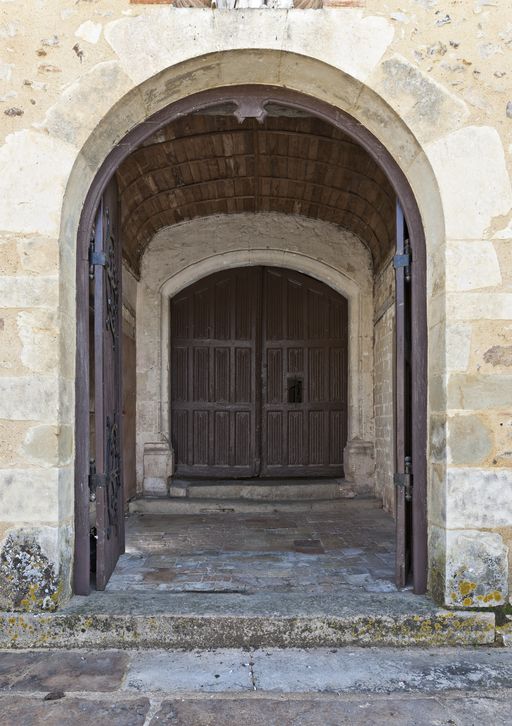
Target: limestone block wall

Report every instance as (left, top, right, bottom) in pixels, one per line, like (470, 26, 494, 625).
(137, 213, 374, 495)
(0, 0, 510, 608)
(374, 256, 395, 514)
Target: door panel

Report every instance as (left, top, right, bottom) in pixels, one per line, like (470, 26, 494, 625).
(171, 268, 260, 477)
(93, 177, 124, 590)
(171, 266, 348, 479)
(395, 201, 413, 587)
(260, 268, 347, 477)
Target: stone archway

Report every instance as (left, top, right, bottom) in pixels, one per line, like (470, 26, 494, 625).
(72, 81, 430, 598)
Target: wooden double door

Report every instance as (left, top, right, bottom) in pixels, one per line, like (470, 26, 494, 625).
(171, 267, 348, 479)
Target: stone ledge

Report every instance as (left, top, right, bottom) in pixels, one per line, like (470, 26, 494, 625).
(0, 609, 495, 650)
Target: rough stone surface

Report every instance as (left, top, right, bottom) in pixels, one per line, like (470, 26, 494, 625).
(0, 534, 60, 612)
(0, 696, 150, 726)
(2, 648, 512, 725)
(426, 126, 512, 240)
(446, 469, 512, 529)
(445, 530, 508, 607)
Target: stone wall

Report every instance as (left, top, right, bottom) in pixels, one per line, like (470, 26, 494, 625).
(374, 256, 395, 514)
(0, 1, 511, 608)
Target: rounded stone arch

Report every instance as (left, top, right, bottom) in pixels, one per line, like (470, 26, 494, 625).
(63, 50, 444, 254)
(67, 49, 443, 598)
(138, 218, 373, 486)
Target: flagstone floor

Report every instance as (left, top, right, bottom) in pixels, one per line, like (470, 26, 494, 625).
(106, 498, 398, 596)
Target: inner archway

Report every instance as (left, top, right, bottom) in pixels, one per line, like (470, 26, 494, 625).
(75, 84, 428, 599)
(170, 265, 348, 479)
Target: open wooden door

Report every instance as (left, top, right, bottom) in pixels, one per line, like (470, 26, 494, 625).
(394, 200, 413, 588)
(91, 177, 125, 590)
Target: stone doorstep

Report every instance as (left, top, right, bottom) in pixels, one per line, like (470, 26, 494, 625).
(169, 479, 357, 502)
(0, 610, 496, 650)
(129, 498, 371, 515)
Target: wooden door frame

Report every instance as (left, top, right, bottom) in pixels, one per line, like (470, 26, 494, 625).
(74, 85, 427, 595)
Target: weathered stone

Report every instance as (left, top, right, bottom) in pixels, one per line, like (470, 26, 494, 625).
(375, 54, 469, 143)
(0, 533, 60, 612)
(448, 373, 512, 410)
(0, 697, 149, 726)
(125, 649, 252, 692)
(445, 529, 508, 607)
(0, 650, 129, 691)
(446, 468, 512, 529)
(39, 62, 133, 148)
(0, 376, 59, 421)
(426, 126, 512, 240)
(446, 292, 512, 320)
(447, 414, 493, 465)
(445, 241, 501, 291)
(0, 130, 76, 237)
(17, 310, 59, 374)
(446, 322, 472, 371)
(104, 10, 394, 86)
(21, 425, 73, 468)
(0, 469, 59, 523)
(0, 276, 58, 309)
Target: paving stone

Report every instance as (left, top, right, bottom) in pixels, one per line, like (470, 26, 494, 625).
(148, 696, 454, 725)
(124, 649, 253, 693)
(106, 504, 396, 598)
(0, 651, 129, 692)
(0, 696, 150, 726)
(251, 647, 512, 694)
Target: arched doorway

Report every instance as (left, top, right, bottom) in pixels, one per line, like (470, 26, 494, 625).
(74, 86, 427, 597)
(171, 266, 348, 479)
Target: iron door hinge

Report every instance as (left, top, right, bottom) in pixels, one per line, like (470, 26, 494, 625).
(88, 459, 107, 502)
(88, 239, 107, 279)
(393, 240, 412, 282)
(394, 455, 413, 501)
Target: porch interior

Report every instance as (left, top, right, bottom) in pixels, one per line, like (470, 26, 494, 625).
(88, 102, 407, 614)
(108, 498, 397, 598)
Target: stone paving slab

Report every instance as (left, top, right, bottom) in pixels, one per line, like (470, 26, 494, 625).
(0, 648, 511, 724)
(0, 693, 510, 726)
(124, 649, 253, 692)
(147, 695, 460, 725)
(0, 696, 150, 726)
(0, 651, 129, 693)
(251, 647, 512, 693)
(1, 647, 510, 698)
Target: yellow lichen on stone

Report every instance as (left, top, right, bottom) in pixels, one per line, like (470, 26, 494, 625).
(459, 581, 477, 596)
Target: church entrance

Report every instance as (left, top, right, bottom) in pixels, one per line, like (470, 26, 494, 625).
(171, 266, 348, 479)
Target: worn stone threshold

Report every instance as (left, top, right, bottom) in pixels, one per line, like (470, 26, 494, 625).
(130, 496, 370, 515)
(169, 478, 359, 502)
(0, 590, 496, 650)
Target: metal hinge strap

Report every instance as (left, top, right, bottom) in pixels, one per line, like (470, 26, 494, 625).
(393, 253, 411, 269)
(88, 459, 107, 502)
(90, 251, 106, 267)
(393, 240, 412, 282)
(394, 456, 413, 501)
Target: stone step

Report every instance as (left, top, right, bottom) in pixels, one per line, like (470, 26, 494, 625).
(129, 496, 372, 515)
(169, 478, 359, 501)
(0, 591, 496, 650)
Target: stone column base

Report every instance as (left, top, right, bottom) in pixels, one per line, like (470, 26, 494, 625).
(343, 438, 375, 494)
(142, 442, 174, 497)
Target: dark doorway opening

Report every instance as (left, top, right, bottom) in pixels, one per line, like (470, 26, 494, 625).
(171, 266, 348, 479)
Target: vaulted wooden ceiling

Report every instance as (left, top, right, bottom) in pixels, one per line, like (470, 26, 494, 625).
(116, 114, 396, 277)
